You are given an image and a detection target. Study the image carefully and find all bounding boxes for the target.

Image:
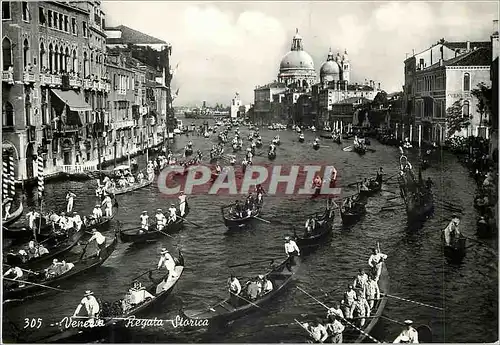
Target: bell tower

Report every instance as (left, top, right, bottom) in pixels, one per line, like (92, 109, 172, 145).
(342, 49, 350, 83)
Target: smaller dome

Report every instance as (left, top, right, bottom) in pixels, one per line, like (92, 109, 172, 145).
(320, 60, 340, 76)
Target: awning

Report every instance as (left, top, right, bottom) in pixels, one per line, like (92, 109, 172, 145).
(51, 89, 92, 112)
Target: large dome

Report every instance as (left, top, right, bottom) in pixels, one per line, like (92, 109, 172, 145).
(320, 60, 340, 76)
(279, 50, 315, 72)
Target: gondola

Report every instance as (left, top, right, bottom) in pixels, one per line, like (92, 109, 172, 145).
(3, 202, 24, 227)
(4, 234, 118, 300)
(333, 135, 342, 145)
(268, 151, 276, 160)
(359, 177, 383, 198)
(442, 233, 466, 263)
(221, 199, 263, 229)
(318, 130, 333, 139)
(312, 142, 320, 150)
(185, 147, 193, 157)
(106, 175, 154, 196)
(405, 190, 434, 223)
(119, 205, 190, 244)
(353, 143, 366, 155)
(340, 200, 366, 226)
(38, 251, 185, 343)
(255, 140, 263, 148)
(181, 256, 299, 328)
(343, 262, 389, 342)
(298, 135, 305, 143)
(293, 204, 335, 251)
(477, 218, 494, 238)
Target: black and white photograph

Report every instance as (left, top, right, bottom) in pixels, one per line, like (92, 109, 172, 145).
(1, 0, 498, 343)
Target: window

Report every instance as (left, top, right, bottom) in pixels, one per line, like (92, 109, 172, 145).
(39, 8, 46, 25)
(48, 10, 52, 27)
(64, 16, 68, 32)
(48, 44, 53, 72)
(39, 43, 45, 70)
(82, 22, 87, 37)
(53, 12, 57, 28)
(72, 50, 77, 72)
(23, 39, 30, 69)
(71, 17, 76, 35)
(463, 101, 470, 117)
(2, 37, 12, 70)
(22, 2, 29, 21)
(3, 102, 14, 127)
(2, 2, 11, 20)
(463, 73, 470, 91)
(59, 13, 63, 30)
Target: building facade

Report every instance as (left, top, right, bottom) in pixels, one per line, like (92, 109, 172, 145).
(2, 1, 110, 181)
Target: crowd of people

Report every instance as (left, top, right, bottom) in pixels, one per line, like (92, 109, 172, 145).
(228, 186, 265, 219)
(227, 273, 274, 306)
(137, 192, 188, 234)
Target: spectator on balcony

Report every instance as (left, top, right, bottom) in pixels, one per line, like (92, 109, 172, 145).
(8, 66, 13, 73)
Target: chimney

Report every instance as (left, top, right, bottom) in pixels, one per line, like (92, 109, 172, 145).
(440, 45, 444, 60)
(466, 41, 470, 51)
(378, 82, 381, 90)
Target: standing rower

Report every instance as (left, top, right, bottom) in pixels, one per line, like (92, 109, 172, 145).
(368, 244, 387, 282)
(155, 209, 167, 230)
(284, 236, 300, 258)
(140, 211, 149, 232)
(443, 215, 461, 246)
(168, 204, 177, 224)
(87, 229, 106, 258)
(73, 290, 100, 320)
(178, 191, 187, 217)
(157, 248, 177, 279)
(26, 208, 40, 236)
(101, 195, 113, 218)
(227, 274, 242, 307)
(326, 314, 345, 343)
(66, 190, 76, 213)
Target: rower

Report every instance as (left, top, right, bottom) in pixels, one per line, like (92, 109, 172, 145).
(366, 273, 380, 309)
(325, 314, 345, 343)
(303, 319, 328, 343)
(4, 266, 24, 287)
(140, 211, 149, 232)
(178, 191, 187, 217)
(73, 290, 100, 320)
(425, 177, 433, 190)
(26, 208, 40, 234)
(66, 190, 76, 213)
(155, 209, 167, 230)
(261, 275, 273, 295)
(215, 164, 222, 174)
(443, 215, 461, 246)
(393, 320, 419, 343)
(88, 229, 106, 259)
(284, 236, 300, 258)
(45, 258, 64, 278)
(157, 248, 177, 279)
(353, 268, 368, 289)
(327, 302, 344, 321)
(355, 292, 371, 327)
(168, 204, 178, 223)
(228, 274, 242, 306)
(73, 212, 83, 230)
(313, 175, 322, 190)
(256, 184, 265, 203)
(360, 178, 369, 191)
(245, 277, 260, 301)
(305, 217, 316, 235)
(368, 245, 388, 282)
(101, 195, 113, 218)
(343, 284, 357, 319)
(234, 200, 243, 218)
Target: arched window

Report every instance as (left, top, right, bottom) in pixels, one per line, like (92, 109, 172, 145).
(59, 13, 63, 30)
(463, 73, 470, 91)
(463, 101, 470, 117)
(3, 101, 14, 127)
(59, 46, 64, 72)
(72, 49, 77, 73)
(2, 37, 12, 70)
(90, 52, 94, 75)
(83, 52, 88, 77)
(54, 44, 59, 72)
(48, 44, 53, 73)
(23, 39, 30, 69)
(64, 47, 69, 72)
(39, 43, 45, 71)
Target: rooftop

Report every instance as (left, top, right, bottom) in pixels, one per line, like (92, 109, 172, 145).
(255, 82, 287, 91)
(425, 47, 492, 70)
(334, 96, 371, 105)
(346, 84, 375, 91)
(106, 25, 167, 45)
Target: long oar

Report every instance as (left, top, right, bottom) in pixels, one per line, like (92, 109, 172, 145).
(383, 173, 399, 182)
(155, 229, 173, 238)
(4, 277, 67, 292)
(294, 319, 316, 338)
(132, 268, 158, 281)
(382, 293, 443, 311)
(228, 258, 278, 268)
(254, 216, 270, 224)
(178, 215, 202, 228)
(3, 264, 39, 276)
(296, 286, 381, 343)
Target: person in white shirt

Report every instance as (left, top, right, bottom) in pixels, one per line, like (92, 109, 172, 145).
(73, 212, 83, 230)
(58, 213, 68, 231)
(157, 248, 177, 278)
(4, 266, 24, 287)
(73, 290, 100, 320)
(366, 274, 380, 309)
(92, 205, 103, 220)
(101, 195, 113, 218)
(353, 268, 369, 290)
(87, 229, 106, 258)
(168, 204, 177, 223)
(3, 197, 12, 220)
(303, 319, 328, 343)
(343, 284, 357, 319)
(327, 302, 344, 321)
(155, 209, 166, 230)
(26, 209, 40, 232)
(262, 276, 273, 295)
(355, 293, 371, 326)
(326, 314, 345, 343)
(66, 191, 76, 213)
(140, 211, 149, 231)
(393, 320, 419, 343)
(284, 236, 300, 257)
(228, 274, 242, 306)
(368, 246, 387, 282)
(178, 192, 187, 217)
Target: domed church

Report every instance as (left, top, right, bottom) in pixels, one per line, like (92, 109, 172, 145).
(278, 29, 317, 90)
(319, 48, 350, 86)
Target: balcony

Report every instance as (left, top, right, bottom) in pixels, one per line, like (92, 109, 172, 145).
(92, 80, 99, 90)
(40, 73, 52, 85)
(51, 75, 62, 87)
(83, 79, 93, 90)
(69, 77, 82, 88)
(111, 119, 135, 130)
(23, 72, 36, 84)
(27, 125, 36, 142)
(54, 124, 80, 134)
(61, 163, 98, 174)
(2, 70, 14, 84)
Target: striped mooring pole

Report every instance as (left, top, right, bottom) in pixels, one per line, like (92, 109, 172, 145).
(2, 158, 8, 199)
(9, 155, 15, 197)
(37, 155, 44, 201)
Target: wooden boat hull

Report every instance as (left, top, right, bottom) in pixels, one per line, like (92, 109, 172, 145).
(3, 203, 24, 227)
(294, 208, 335, 250)
(4, 235, 118, 300)
(107, 177, 153, 196)
(443, 235, 466, 263)
(340, 204, 366, 226)
(119, 214, 187, 244)
(313, 144, 320, 150)
(298, 137, 304, 143)
(359, 180, 382, 198)
(223, 209, 262, 228)
(268, 152, 276, 160)
(354, 145, 366, 155)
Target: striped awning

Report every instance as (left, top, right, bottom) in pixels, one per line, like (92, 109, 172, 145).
(51, 89, 92, 112)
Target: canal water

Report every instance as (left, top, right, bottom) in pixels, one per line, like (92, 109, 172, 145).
(3, 118, 498, 343)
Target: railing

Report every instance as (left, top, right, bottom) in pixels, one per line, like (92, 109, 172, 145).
(54, 124, 80, 133)
(23, 72, 36, 83)
(61, 163, 98, 174)
(51, 75, 62, 86)
(83, 79, 93, 89)
(92, 80, 99, 90)
(40, 74, 52, 85)
(69, 77, 82, 88)
(111, 120, 135, 129)
(2, 70, 14, 83)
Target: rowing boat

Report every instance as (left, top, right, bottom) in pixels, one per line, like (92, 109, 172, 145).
(221, 199, 263, 229)
(359, 176, 383, 198)
(181, 256, 299, 328)
(294, 206, 335, 252)
(3, 203, 23, 227)
(38, 251, 185, 343)
(442, 233, 466, 263)
(119, 205, 190, 244)
(340, 201, 366, 226)
(268, 151, 276, 160)
(4, 234, 118, 300)
(106, 175, 154, 196)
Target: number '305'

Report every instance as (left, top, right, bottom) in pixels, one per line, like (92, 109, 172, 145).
(24, 318, 42, 329)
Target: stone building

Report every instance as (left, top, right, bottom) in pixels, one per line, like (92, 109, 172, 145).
(2, 1, 110, 181)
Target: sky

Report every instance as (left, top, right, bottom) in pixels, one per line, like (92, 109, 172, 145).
(102, 1, 498, 107)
